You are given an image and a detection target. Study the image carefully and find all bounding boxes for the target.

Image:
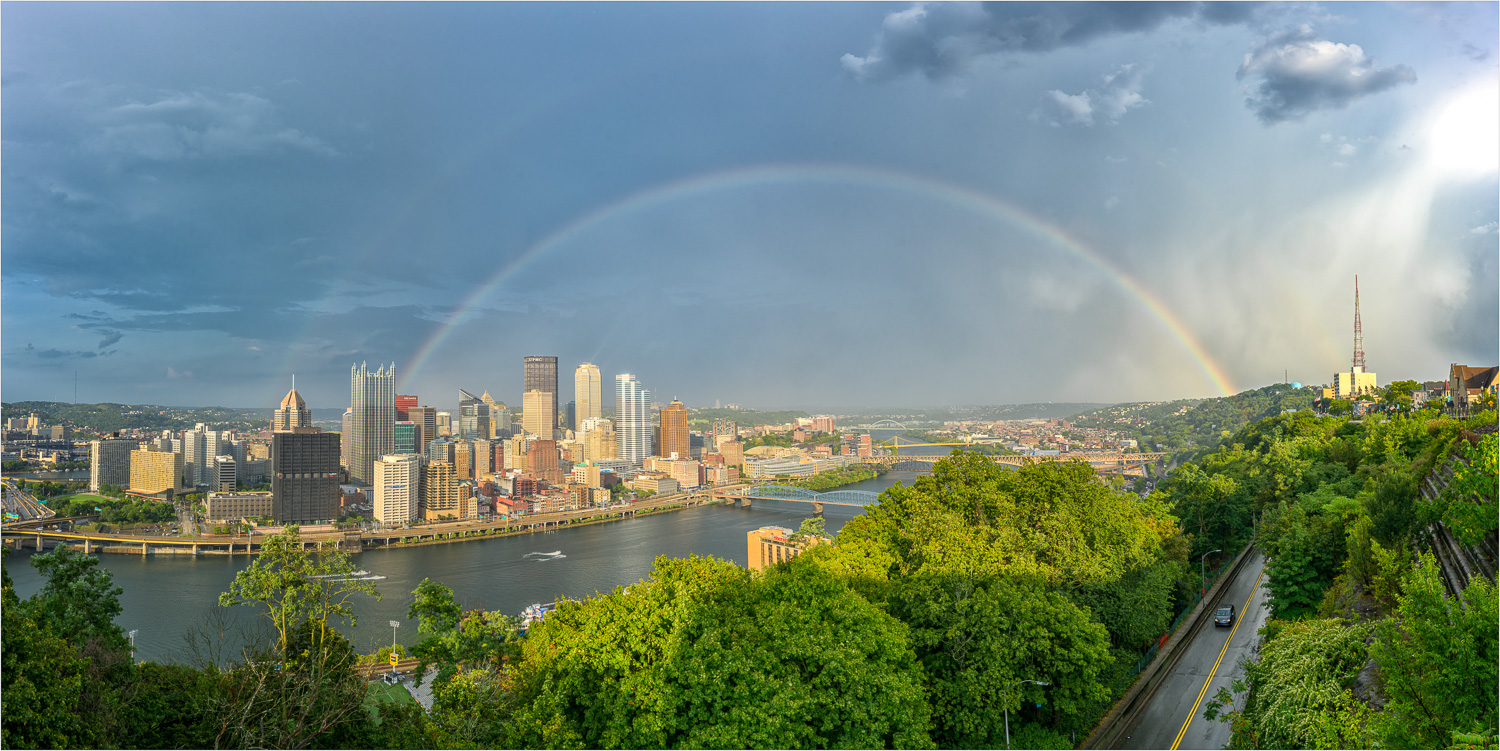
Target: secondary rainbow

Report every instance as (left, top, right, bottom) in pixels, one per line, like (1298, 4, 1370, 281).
(402, 163, 1237, 397)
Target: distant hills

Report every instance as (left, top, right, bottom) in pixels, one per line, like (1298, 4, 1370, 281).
(1072, 384, 1315, 461)
(1, 401, 275, 435)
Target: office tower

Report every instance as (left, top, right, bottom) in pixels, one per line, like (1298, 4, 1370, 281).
(504, 435, 529, 472)
(660, 400, 690, 460)
(454, 439, 474, 480)
(273, 382, 312, 432)
(436, 411, 452, 436)
(395, 421, 418, 454)
(564, 401, 576, 436)
(474, 438, 495, 476)
(427, 437, 456, 465)
(349, 362, 396, 486)
(528, 440, 564, 486)
(458, 389, 491, 439)
(615, 373, 651, 465)
(374, 454, 421, 525)
(129, 449, 183, 498)
(271, 427, 340, 524)
(522, 389, 552, 437)
(574, 363, 602, 431)
(184, 424, 227, 487)
(341, 408, 353, 470)
(523, 355, 558, 436)
(90, 438, 135, 491)
(581, 418, 617, 461)
(395, 394, 419, 421)
(491, 403, 511, 437)
(408, 406, 436, 450)
(719, 439, 744, 468)
(421, 461, 460, 520)
(213, 455, 237, 493)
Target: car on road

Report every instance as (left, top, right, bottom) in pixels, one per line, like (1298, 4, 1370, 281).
(1213, 604, 1235, 627)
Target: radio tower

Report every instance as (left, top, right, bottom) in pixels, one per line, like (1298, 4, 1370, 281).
(1352, 276, 1366, 373)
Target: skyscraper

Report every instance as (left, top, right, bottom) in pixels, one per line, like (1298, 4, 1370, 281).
(524, 355, 558, 437)
(395, 394, 419, 421)
(660, 400, 690, 460)
(615, 373, 651, 465)
(273, 382, 311, 432)
(271, 428, 340, 523)
(349, 362, 396, 486)
(184, 424, 228, 487)
(374, 453, 421, 525)
(395, 421, 418, 454)
(408, 406, 436, 450)
(458, 389, 491, 439)
(523, 389, 552, 437)
(574, 363, 602, 431)
(90, 438, 135, 491)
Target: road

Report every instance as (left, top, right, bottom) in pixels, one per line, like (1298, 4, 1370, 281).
(2, 479, 57, 521)
(1116, 550, 1270, 750)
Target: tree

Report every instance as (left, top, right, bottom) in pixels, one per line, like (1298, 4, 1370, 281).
(1369, 553, 1499, 748)
(790, 515, 826, 543)
(218, 526, 379, 653)
(1, 564, 96, 748)
(508, 554, 932, 749)
(23, 544, 129, 651)
(409, 578, 462, 635)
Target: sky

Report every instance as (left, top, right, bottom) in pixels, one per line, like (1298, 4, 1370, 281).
(3, 2, 1497, 413)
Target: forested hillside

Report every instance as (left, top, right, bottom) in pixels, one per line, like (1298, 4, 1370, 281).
(1151, 404, 1499, 749)
(1073, 383, 1315, 461)
(1, 401, 272, 434)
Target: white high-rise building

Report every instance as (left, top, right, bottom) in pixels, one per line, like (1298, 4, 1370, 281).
(615, 373, 651, 466)
(374, 453, 421, 525)
(89, 438, 135, 491)
(184, 424, 227, 487)
(574, 363, 602, 432)
(350, 362, 396, 486)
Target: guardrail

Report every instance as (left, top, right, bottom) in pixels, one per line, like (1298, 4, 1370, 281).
(1081, 542, 1256, 750)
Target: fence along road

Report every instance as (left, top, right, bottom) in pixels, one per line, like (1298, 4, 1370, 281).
(1115, 549, 1270, 750)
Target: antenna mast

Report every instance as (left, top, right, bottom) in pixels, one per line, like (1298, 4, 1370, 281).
(1352, 276, 1365, 373)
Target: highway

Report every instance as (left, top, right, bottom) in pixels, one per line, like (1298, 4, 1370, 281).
(1116, 550, 1270, 750)
(2, 479, 57, 521)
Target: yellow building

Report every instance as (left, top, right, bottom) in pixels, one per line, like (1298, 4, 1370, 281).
(522, 388, 553, 438)
(747, 525, 830, 571)
(1333, 370, 1379, 399)
(129, 449, 184, 498)
(421, 460, 461, 520)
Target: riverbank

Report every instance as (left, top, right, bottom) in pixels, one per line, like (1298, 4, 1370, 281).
(787, 466, 887, 492)
(366, 500, 708, 551)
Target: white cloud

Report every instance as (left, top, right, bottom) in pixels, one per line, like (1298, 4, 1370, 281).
(1238, 25, 1416, 123)
(1035, 63, 1150, 127)
(1471, 222, 1498, 235)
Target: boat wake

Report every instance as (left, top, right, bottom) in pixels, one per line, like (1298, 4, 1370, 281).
(524, 550, 564, 559)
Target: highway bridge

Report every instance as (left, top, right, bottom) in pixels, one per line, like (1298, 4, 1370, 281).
(715, 485, 880, 513)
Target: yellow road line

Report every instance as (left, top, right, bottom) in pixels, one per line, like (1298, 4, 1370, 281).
(1170, 567, 1264, 750)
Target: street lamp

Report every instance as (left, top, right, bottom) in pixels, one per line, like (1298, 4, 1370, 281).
(1200, 549, 1222, 595)
(390, 620, 400, 653)
(127, 629, 138, 648)
(1006, 678, 1050, 749)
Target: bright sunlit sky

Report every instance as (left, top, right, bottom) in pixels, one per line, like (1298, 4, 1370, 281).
(3, 2, 1497, 412)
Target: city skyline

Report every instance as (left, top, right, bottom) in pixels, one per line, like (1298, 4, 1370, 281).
(3, 3, 1496, 409)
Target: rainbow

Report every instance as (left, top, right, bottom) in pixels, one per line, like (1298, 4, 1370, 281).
(401, 163, 1237, 397)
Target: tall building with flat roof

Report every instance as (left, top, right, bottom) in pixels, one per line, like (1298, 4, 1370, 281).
(274, 383, 311, 432)
(528, 439, 564, 486)
(374, 453, 421, 525)
(272, 428, 340, 524)
(660, 400, 690, 460)
(615, 373, 651, 465)
(522, 389, 553, 438)
(523, 356, 558, 437)
(90, 438, 135, 491)
(129, 449, 184, 498)
(421, 460, 461, 520)
(213, 455, 237, 493)
(395, 422, 418, 454)
(408, 406, 436, 451)
(574, 363, 602, 431)
(458, 389, 491, 440)
(395, 394, 419, 421)
(349, 362, 395, 486)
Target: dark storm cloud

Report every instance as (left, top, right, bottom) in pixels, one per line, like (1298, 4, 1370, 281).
(1238, 26, 1416, 124)
(842, 2, 1262, 82)
(96, 330, 124, 350)
(30, 347, 113, 360)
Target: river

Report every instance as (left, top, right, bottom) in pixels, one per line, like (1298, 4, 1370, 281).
(4, 472, 922, 664)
